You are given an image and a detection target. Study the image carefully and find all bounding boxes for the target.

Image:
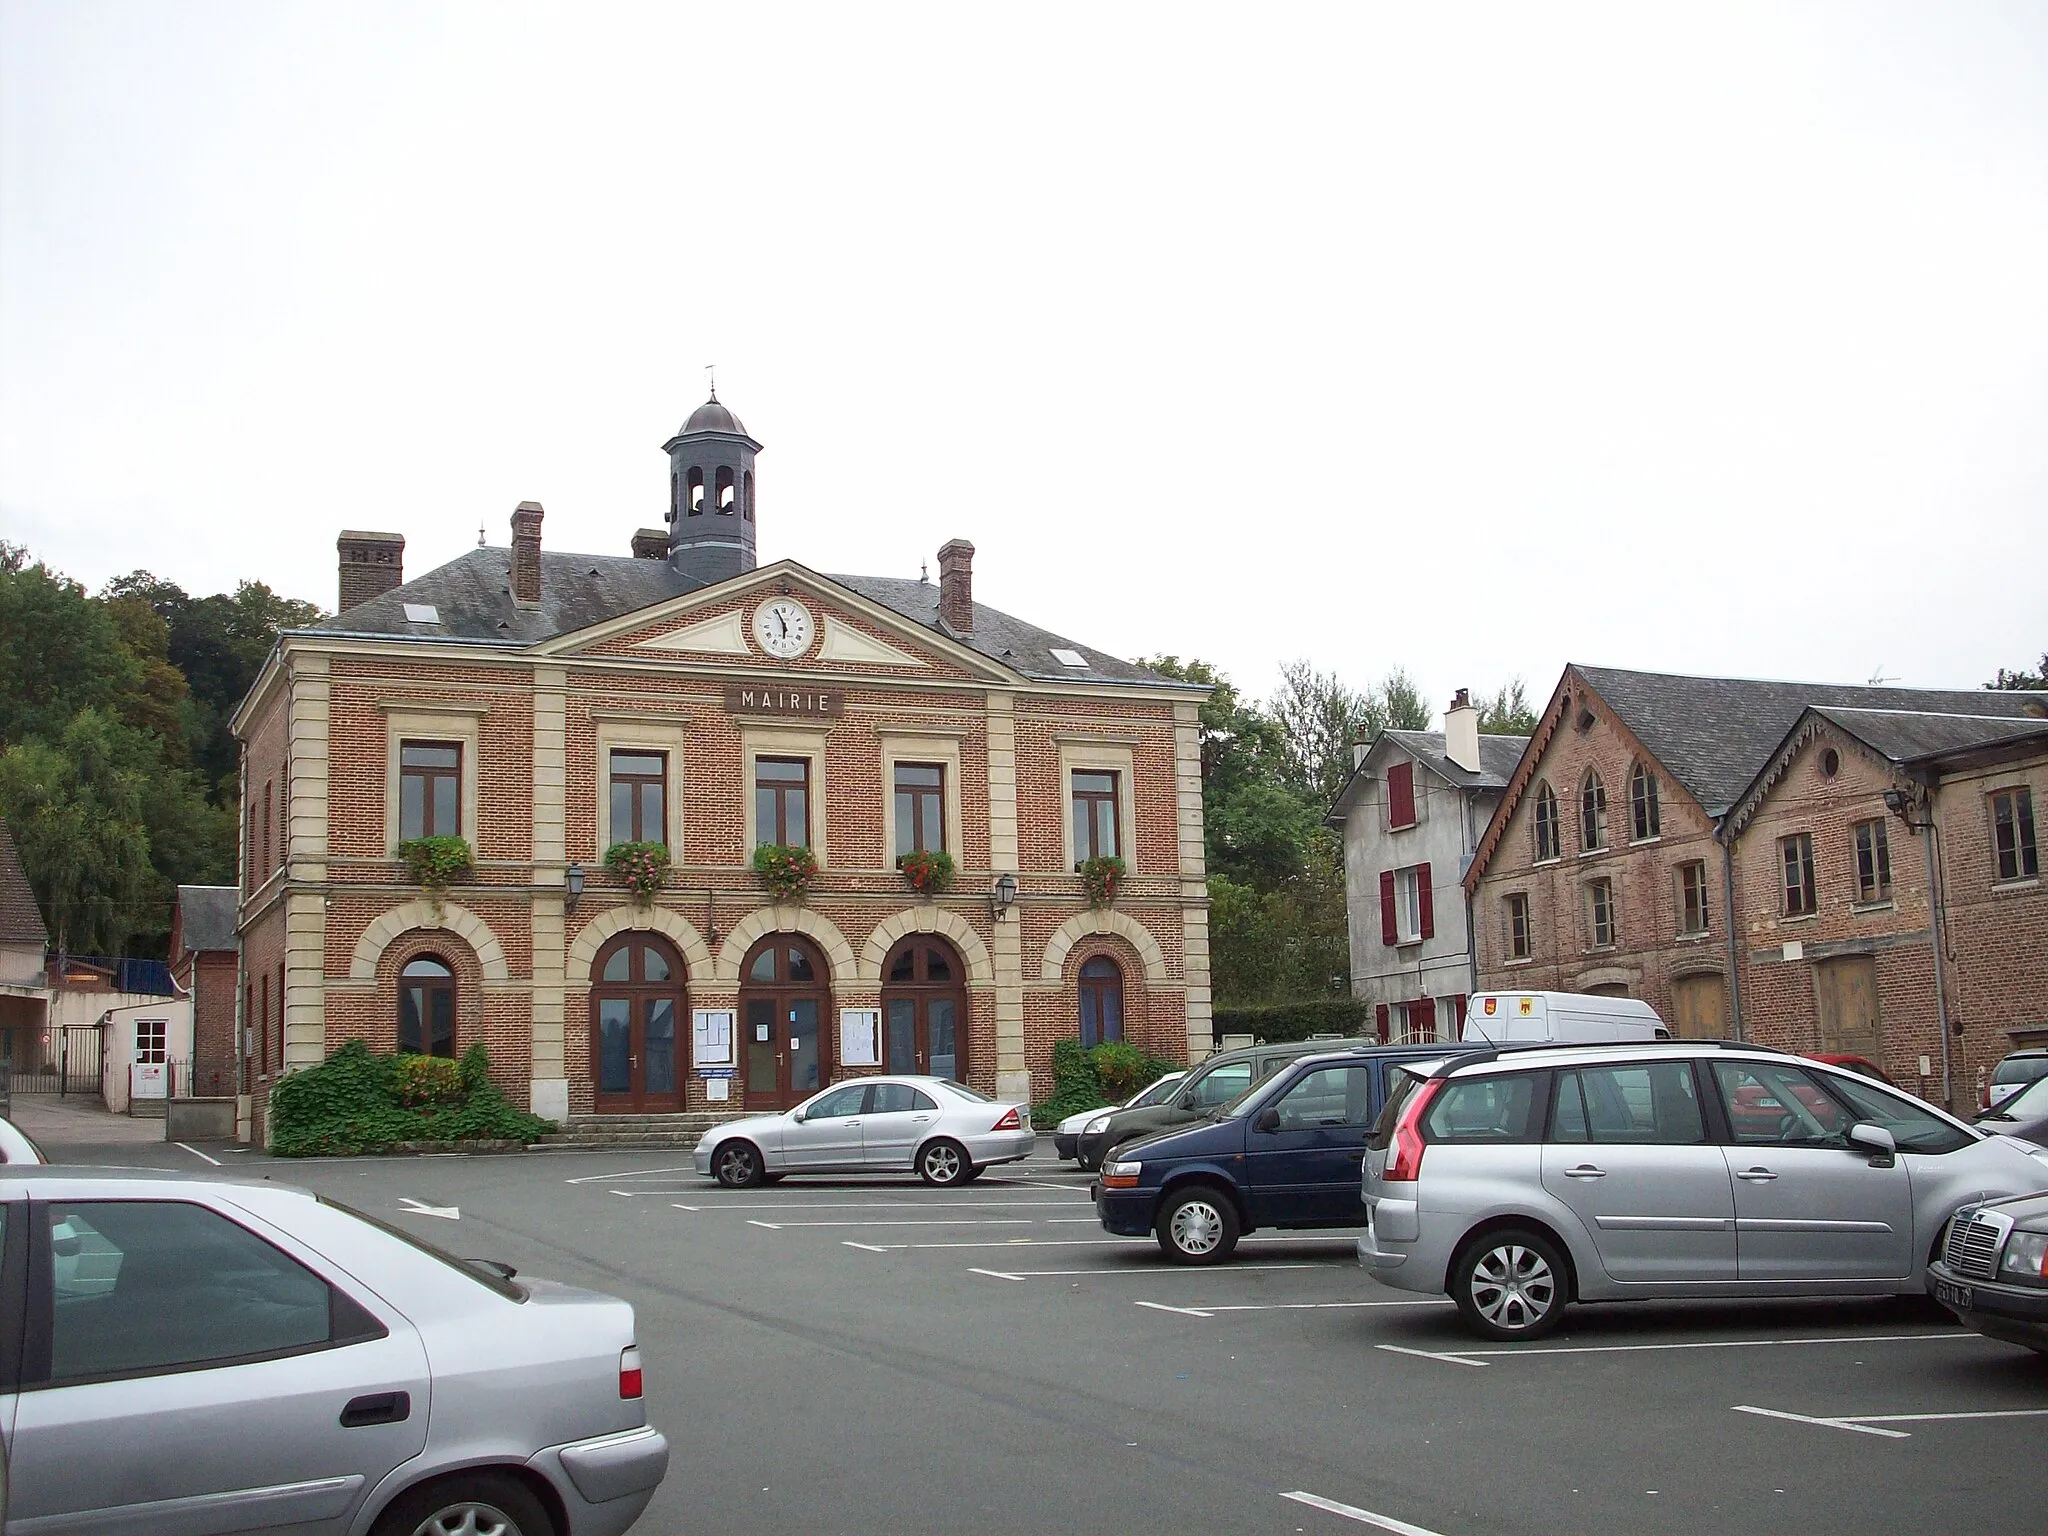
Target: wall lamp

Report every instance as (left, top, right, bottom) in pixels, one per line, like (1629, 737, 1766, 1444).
(1882, 788, 1932, 829)
(989, 871, 1018, 921)
(565, 862, 586, 910)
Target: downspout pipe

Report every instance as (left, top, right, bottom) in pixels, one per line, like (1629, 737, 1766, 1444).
(1922, 818, 1954, 1111)
(1720, 839, 1744, 1041)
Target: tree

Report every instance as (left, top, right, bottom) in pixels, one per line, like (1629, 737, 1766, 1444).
(1475, 679, 1538, 735)
(1268, 661, 1434, 804)
(0, 558, 144, 747)
(1987, 653, 2047, 691)
(0, 711, 157, 954)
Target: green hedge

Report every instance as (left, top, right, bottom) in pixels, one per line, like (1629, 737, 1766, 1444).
(269, 1039, 556, 1156)
(1031, 1038, 1180, 1130)
(1210, 998, 1373, 1045)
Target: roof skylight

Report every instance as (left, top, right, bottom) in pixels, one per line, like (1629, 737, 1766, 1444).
(402, 603, 441, 624)
(1050, 648, 1088, 668)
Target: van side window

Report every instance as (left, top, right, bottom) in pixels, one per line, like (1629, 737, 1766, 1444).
(1555, 1063, 1705, 1145)
(1423, 1073, 1541, 1142)
(1185, 1062, 1252, 1108)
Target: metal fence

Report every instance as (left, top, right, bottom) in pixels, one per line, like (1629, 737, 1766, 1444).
(55, 956, 176, 996)
(169, 1057, 241, 1098)
(5, 1025, 106, 1098)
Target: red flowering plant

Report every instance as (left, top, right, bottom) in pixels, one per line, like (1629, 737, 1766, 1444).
(603, 840, 670, 905)
(896, 848, 956, 897)
(752, 842, 819, 903)
(1078, 854, 1126, 908)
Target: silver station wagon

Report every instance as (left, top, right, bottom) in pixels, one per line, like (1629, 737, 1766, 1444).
(0, 1167, 668, 1536)
(1360, 1042, 2048, 1339)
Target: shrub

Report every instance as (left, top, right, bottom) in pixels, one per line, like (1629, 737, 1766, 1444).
(752, 842, 819, 903)
(604, 840, 670, 904)
(1030, 1037, 1179, 1129)
(1078, 854, 1126, 908)
(1211, 998, 1372, 1045)
(896, 848, 956, 896)
(269, 1039, 554, 1156)
(395, 835, 472, 891)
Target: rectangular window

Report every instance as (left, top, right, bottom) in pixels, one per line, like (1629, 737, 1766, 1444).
(1387, 761, 1416, 829)
(1072, 770, 1120, 864)
(609, 750, 667, 847)
(1676, 860, 1709, 935)
(398, 742, 462, 840)
(755, 756, 811, 848)
(135, 1018, 166, 1065)
(1505, 893, 1531, 959)
(1993, 787, 2039, 882)
(1586, 878, 1615, 948)
(1395, 868, 1422, 943)
(1781, 832, 1817, 916)
(1853, 818, 1892, 903)
(894, 763, 946, 857)
(259, 972, 270, 1074)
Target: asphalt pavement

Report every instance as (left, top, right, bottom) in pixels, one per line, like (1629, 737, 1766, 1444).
(31, 1119, 2048, 1536)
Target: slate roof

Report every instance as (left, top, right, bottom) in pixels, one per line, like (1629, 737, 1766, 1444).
(0, 821, 48, 947)
(174, 886, 239, 955)
(1380, 729, 1530, 790)
(1575, 665, 2048, 816)
(309, 549, 1186, 689)
(1810, 707, 2048, 765)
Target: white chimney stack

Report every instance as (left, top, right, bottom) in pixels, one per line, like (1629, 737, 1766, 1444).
(1445, 688, 1480, 773)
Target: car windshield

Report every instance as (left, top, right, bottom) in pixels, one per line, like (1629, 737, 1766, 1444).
(319, 1196, 527, 1302)
(1987, 1074, 2048, 1119)
(1993, 1055, 2048, 1086)
(1127, 1074, 1183, 1109)
(934, 1080, 993, 1103)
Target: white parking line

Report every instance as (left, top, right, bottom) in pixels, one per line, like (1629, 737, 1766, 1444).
(1378, 1331, 1966, 1369)
(667, 1199, 1088, 1211)
(840, 1236, 1363, 1252)
(748, 1218, 1038, 1228)
(1136, 1299, 1455, 1319)
(970, 1264, 1323, 1281)
(565, 1165, 696, 1183)
(175, 1143, 222, 1166)
(1280, 1490, 1450, 1535)
(1733, 1403, 2048, 1440)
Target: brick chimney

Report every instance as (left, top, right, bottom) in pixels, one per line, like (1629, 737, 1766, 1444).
(937, 539, 975, 636)
(631, 527, 669, 560)
(510, 502, 544, 607)
(336, 531, 404, 612)
(1444, 687, 1481, 774)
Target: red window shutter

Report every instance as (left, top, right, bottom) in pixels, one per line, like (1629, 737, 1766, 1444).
(1375, 1004, 1390, 1043)
(1451, 993, 1467, 1035)
(1379, 870, 1398, 946)
(1388, 762, 1415, 828)
(1417, 862, 1435, 939)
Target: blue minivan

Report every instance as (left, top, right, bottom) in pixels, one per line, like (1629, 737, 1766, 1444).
(1092, 1044, 1480, 1263)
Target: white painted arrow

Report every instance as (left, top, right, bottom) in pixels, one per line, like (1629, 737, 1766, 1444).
(397, 1196, 461, 1221)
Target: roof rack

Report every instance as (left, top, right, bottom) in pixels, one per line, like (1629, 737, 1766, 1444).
(1437, 1038, 1790, 1073)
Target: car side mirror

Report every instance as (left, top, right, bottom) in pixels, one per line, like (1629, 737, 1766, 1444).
(1847, 1122, 1896, 1160)
(1254, 1107, 1282, 1134)
(790, 1109, 806, 1124)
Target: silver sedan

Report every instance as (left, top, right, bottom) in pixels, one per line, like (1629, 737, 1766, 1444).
(2, 1166, 667, 1536)
(694, 1076, 1035, 1187)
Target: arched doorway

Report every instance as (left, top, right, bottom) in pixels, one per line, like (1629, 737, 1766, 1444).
(1078, 956, 1124, 1048)
(590, 932, 687, 1113)
(740, 935, 831, 1110)
(880, 937, 967, 1081)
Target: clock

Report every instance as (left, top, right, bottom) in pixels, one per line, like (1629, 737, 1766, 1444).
(752, 597, 815, 658)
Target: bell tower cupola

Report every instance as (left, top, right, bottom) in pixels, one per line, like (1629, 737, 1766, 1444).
(661, 388, 761, 585)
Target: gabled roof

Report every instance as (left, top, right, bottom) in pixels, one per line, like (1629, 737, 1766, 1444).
(174, 886, 239, 955)
(309, 549, 1184, 689)
(0, 821, 47, 947)
(1328, 728, 1530, 823)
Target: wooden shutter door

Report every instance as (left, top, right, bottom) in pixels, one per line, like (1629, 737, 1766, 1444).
(1379, 870, 1398, 946)
(1417, 863, 1435, 939)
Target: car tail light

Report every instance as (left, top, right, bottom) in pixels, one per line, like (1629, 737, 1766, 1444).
(619, 1346, 643, 1400)
(1384, 1078, 1445, 1184)
(992, 1107, 1022, 1131)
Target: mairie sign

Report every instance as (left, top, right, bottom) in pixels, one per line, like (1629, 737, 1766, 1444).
(723, 683, 843, 719)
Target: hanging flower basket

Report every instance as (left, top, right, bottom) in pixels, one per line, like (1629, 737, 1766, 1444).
(604, 841, 670, 905)
(896, 848, 956, 897)
(1078, 854, 1126, 909)
(395, 836, 473, 893)
(753, 843, 819, 904)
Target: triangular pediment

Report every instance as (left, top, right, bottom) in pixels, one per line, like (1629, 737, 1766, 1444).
(634, 610, 752, 656)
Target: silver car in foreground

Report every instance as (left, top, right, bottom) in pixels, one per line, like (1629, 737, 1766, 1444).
(1359, 1042, 2048, 1339)
(1, 1166, 667, 1536)
(694, 1075, 1035, 1187)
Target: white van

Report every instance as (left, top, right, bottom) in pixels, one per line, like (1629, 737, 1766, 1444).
(1460, 990, 1669, 1045)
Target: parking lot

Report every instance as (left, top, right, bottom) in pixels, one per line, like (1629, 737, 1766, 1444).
(55, 1129, 2048, 1536)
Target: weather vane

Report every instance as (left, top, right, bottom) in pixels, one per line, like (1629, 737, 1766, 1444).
(706, 362, 716, 400)
(477, 521, 486, 548)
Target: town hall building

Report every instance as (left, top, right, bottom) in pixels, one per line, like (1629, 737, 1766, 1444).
(233, 393, 1211, 1139)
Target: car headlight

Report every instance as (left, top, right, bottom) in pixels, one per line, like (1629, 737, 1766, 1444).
(1084, 1115, 1114, 1134)
(2000, 1230, 2048, 1283)
(1105, 1160, 1142, 1178)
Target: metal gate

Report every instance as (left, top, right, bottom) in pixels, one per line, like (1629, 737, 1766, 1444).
(6, 1024, 106, 1099)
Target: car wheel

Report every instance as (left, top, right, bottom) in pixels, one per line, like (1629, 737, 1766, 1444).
(1156, 1186, 1239, 1264)
(713, 1140, 766, 1188)
(917, 1138, 972, 1186)
(372, 1472, 554, 1536)
(1451, 1228, 1566, 1340)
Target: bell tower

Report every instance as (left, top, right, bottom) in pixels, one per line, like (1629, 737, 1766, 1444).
(661, 389, 761, 585)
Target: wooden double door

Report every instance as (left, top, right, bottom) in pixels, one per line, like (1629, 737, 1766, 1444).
(591, 934, 686, 1113)
(742, 937, 831, 1110)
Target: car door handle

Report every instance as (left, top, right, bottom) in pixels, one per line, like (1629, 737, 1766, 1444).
(1736, 1168, 1779, 1182)
(340, 1391, 411, 1428)
(840, 1119, 861, 1126)
(912, 1115, 932, 1123)
(1563, 1165, 1607, 1179)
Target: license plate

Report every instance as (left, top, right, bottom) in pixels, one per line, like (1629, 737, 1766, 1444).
(1935, 1280, 1972, 1311)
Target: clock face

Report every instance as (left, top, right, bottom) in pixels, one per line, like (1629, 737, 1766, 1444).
(753, 598, 815, 658)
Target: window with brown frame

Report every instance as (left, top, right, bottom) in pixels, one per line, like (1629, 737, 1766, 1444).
(399, 742, 461, 840)
(1504, 893, 1531, 960)
(755, 756, 811, 848)
(1853, 818, 1892, 904)
(1781, 833, 1817, 917)
(397, 955, 456, 1058)
(1581, 772, 1608, 851)
(894, 763, 946, 858)
(1993, 787, 2039, 883)
(1585, 878, 1615, 949)
(609, 750, 667, 847)
(1533, 781, 1560, 861)
(1629, 763, 1660, 841)
(1676, 860, 1710, 935)
(1073, 770, 1120, 864)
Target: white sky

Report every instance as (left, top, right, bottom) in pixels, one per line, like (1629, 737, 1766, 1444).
(3, 2, 2043, 720)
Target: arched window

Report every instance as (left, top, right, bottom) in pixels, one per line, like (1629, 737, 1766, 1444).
(881, 938, 966, 1081)
(1580, 771, 1608, 852)
(740, 936, 830, 1109)
(1532, 782, 1560, 862)
(1629, 762, 1661, 842)
(687, 466, 704, 516)
(743, 469, 755, 522)
(398, 956, 455, 1058)
(716, 466, 736, 513)
(591, 933, 685, 1112)
(1078, 956, 1124, 1048)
